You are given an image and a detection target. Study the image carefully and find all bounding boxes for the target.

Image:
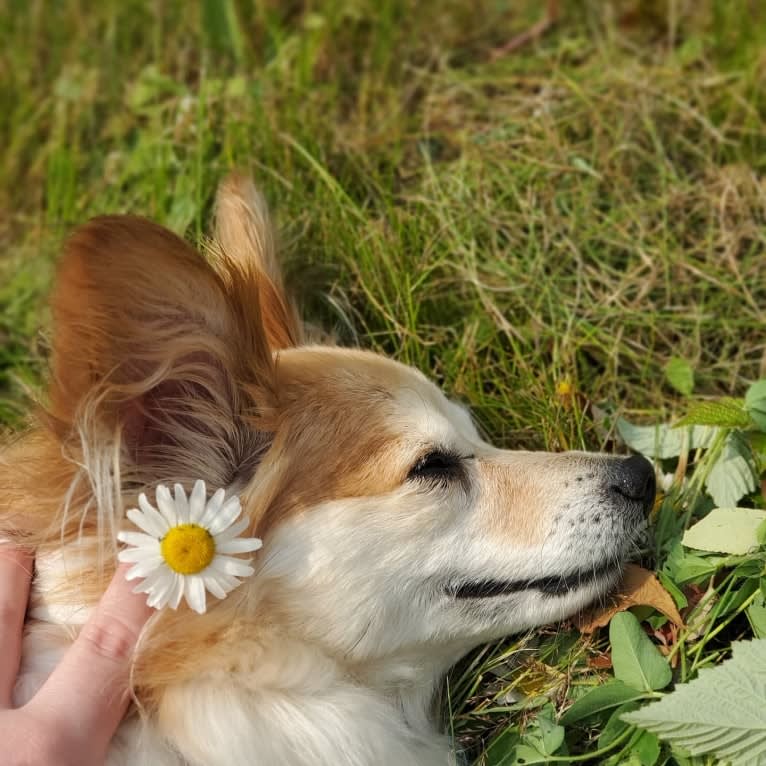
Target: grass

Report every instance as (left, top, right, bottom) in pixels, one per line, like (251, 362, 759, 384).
(2, 0, 766, 763)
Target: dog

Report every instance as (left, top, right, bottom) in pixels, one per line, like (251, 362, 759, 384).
(0, 175, 655, 765)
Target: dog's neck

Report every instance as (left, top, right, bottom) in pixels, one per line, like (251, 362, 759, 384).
(21, 547, 464, 765)
(21, 605, 459, 766)
(150, 630, 459, 766)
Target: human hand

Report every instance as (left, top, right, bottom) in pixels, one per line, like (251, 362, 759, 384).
(0, 543, 153, 766)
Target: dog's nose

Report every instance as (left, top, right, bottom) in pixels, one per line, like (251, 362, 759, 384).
(609, 455, 656, 514)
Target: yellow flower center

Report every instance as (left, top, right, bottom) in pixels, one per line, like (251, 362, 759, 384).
(160, 524, 216, 575)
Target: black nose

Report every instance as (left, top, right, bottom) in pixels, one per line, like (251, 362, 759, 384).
(609, 455, 656, 514)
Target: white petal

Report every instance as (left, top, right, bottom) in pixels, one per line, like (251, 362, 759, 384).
(185, 575, 207, 614)
(207, 497, 242, 536)
(207, 570, 241, 593)
(173, 484, 190, 524)
(127, 507, 166, 538)
(210, 555, 254, 578)
(198, 488, 225, 528)
(147, 580, 173, 609)
(118, 546, 162, 564)
(168, 573, 185, 610)
(202, 572, 228, 599)
(213, 518, 250, 544)
(138, 493, 158, 517)
(189, 480, 207, 524)
(216, 537, 263, 555)
(133, 569, 173, 609)
(132, 568, 166, 594)
(117, 531, 160, 549)
(126, 557, 164, 581)
(156, 485, 178, 526)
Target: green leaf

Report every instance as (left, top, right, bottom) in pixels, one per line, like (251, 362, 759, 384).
(665, 357, 695, 396)
(705, 433, 758, 507)
(747, 599, 766, 638)
(745, 379, 766, 431)
(657, 570, 688, 609)
(631, 730, 661, 766)
(508, 745, 550, 765)
(484, 728, 521, 766)
(616, 418, 718, 459)
(598, 701, 641, 748)
(560, 680, 648, 724)
(609, 612, 672, 692)
(623, 639, 766, 765)
(682, 507, 766, 554)
(486, 707, 565, 765)
(674, 398, 750, 428)
(663, 542, 721, 585)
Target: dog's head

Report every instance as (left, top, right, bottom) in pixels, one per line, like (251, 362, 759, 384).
(24, 176, 652, 685)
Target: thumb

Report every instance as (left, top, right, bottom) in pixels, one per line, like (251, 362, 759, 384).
(27, 564, 153, 752)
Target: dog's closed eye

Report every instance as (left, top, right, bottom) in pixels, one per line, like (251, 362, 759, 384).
(407, 449, 472, 487)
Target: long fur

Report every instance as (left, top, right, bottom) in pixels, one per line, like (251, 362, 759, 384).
(0, 176, 647, 765)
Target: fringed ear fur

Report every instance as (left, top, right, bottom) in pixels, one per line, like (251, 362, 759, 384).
(47, 201, 290, 503)
(214, 173, 302, 350)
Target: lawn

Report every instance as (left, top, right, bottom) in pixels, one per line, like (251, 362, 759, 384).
(1, 1, 766, 763)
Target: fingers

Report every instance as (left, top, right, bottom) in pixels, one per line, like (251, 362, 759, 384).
(0, 543, 33, 708)
(28, 564, 153, 751)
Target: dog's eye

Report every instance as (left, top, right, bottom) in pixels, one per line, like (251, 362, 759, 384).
(408, 450, 465, 484)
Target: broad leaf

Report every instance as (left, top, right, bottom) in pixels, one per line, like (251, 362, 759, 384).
(682, 507, 766, 555)
(745, 379, 766, 431)
(705, 433, 757, 507)
(624, 639, 766, 765)
(609, 612, 672, 692)
(616, 418, 718, 460)
(665, 357, 694, 396)
(560, 679, 648, 724)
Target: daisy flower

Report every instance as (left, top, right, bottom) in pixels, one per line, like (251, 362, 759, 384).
(117, 480, 262, 614)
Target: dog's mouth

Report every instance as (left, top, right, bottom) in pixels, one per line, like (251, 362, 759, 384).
(449, 560, 618, 600)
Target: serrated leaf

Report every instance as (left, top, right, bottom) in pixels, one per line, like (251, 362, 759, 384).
(560, 680, 648, 724)
(623, 639, 766, 765)
(705, 433, 757, 507)
(745, 380, 766, 431)
(674, 398, 750, 428)
(665, 357, 695, 396)
(609, 612, 672, 692)
(682, 507, 766, 554)
(616, 418, 719, 459)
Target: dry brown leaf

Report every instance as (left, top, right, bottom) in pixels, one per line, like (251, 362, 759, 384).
(574, 564, 685, 634)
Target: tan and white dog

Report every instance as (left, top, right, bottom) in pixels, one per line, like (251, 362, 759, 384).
(0, 176, 654, 765)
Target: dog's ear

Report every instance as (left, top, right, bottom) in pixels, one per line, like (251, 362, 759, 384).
(214, 173, 302, 349)
(48, 215, 277, 488)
